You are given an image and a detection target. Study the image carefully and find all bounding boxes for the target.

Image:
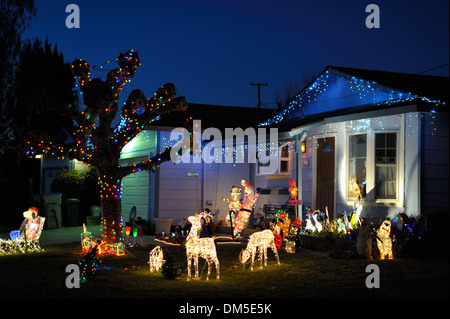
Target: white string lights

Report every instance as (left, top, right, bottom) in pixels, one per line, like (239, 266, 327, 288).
(185, 212, 220, 281)
(149, 246, 165, 273)
(376, 219, 394, 260)
(0, 208, 46, 255)
(239, 229, 280, 271)
(260, 68, 446, 127)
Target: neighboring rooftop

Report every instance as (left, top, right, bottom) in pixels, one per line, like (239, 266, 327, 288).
(147, 102, 277, 131)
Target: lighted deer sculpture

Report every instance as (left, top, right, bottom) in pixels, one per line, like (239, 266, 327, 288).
(239, 229, 280, 271)
(185, 213, 220, 281)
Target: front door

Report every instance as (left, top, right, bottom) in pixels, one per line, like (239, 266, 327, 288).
(316, 137, 335, 220)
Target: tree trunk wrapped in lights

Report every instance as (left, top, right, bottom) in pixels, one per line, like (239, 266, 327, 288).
(25, 50, 188, 248)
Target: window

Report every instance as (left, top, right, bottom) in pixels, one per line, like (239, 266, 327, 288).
(375, 133, 397, 199)
(278, 143, 291, 175)
(257, 142, 292, 175)
(348, 134, 366, 198)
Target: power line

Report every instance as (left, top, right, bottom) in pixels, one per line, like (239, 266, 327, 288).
(418, 64, 449, 74)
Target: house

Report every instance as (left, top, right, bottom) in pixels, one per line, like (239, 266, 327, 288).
(258, 66, 448, 221)
(38, 103, 277, 225)
(39, 66, 448, 228)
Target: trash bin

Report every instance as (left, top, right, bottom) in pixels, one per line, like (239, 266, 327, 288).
(42, 193, 62, 229)
(154, 218, 173, 235)
(65, 198, 80, 227)
(86, 205, 102, 226)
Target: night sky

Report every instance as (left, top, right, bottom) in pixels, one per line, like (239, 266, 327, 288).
(23, 0, 449, 109)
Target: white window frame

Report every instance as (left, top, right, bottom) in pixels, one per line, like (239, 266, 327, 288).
(346, 126, 404, 207)
(347, 133, 367, 198)
(256, 141, 293, 176)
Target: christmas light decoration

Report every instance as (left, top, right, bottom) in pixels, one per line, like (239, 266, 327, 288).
(185, 213, 220, 281)
(78, 245, 100, 282)
(304, 210, 323, 233)
(81, 224, 124, 256)
(1, 208, 45, 254)
(233, 180, 259, 237)
(288, 179, 298, 199)
(149, 246, 164, 272)
(112, 242, 125, 256)
(350, 196, 363, 229)
(23, 50, 189, 254)
(376, 219, 394, 259)
(226, 185, 241, 226)
(260, 68, 446, 127)
(239, 229, 280, 271)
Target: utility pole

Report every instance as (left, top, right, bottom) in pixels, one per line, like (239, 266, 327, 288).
(251, 82, 268, 108)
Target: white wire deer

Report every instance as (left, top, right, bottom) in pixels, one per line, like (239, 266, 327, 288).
(185, 212, 220, 281)
(239, 229, 280, 271)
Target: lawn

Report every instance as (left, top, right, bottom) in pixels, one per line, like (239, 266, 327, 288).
(1, 240, 448, 302)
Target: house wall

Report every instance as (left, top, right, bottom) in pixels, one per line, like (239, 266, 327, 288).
(300, 112, 420, 220)
(203, 161, 252, 222)
(156, 131, 251, 224)
(254, 144, 298, 217)
(41, 156, 86, 195)
(421, 111, 449, 214)
(120, 130, 158, 222)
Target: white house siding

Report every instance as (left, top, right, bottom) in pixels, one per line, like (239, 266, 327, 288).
(421, 111, 449, 213)
(300, 112, 415, 219)
(254, 144, 299, 215)
(156, 131, 252, 224)
(41, 156, 89, 195)
(203, 162, 252, 221)
(157, 160, 204, 223)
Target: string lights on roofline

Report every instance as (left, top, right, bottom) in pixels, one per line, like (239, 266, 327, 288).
(260, 69, 446, 127)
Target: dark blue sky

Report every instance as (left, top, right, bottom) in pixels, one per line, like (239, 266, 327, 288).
(23, 0, 449, 108)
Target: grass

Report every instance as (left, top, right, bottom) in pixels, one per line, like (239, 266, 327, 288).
(1, 241, 448, 300)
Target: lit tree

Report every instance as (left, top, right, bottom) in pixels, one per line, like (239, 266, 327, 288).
(26, 50, 188, 247)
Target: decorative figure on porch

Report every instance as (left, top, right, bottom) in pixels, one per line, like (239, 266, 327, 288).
(233, 180, 259, 237)
(376, 219, 394, 260)
(356, 218, 373, 259)
(185, 212, 220, 281)
(350, 196, 363, 229)
(288, 179, 298, 199)
(305, 210, 322, 233)
(274, 210, 291, 240)
(239, 229, 280, 271)
(225, 185, 241, 232)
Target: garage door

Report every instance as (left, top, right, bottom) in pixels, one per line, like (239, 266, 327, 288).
(120, 156, 152, 223)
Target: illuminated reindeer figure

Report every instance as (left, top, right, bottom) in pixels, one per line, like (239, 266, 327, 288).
(239, 229, 280, 271)
(185, 213, 220, 281)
